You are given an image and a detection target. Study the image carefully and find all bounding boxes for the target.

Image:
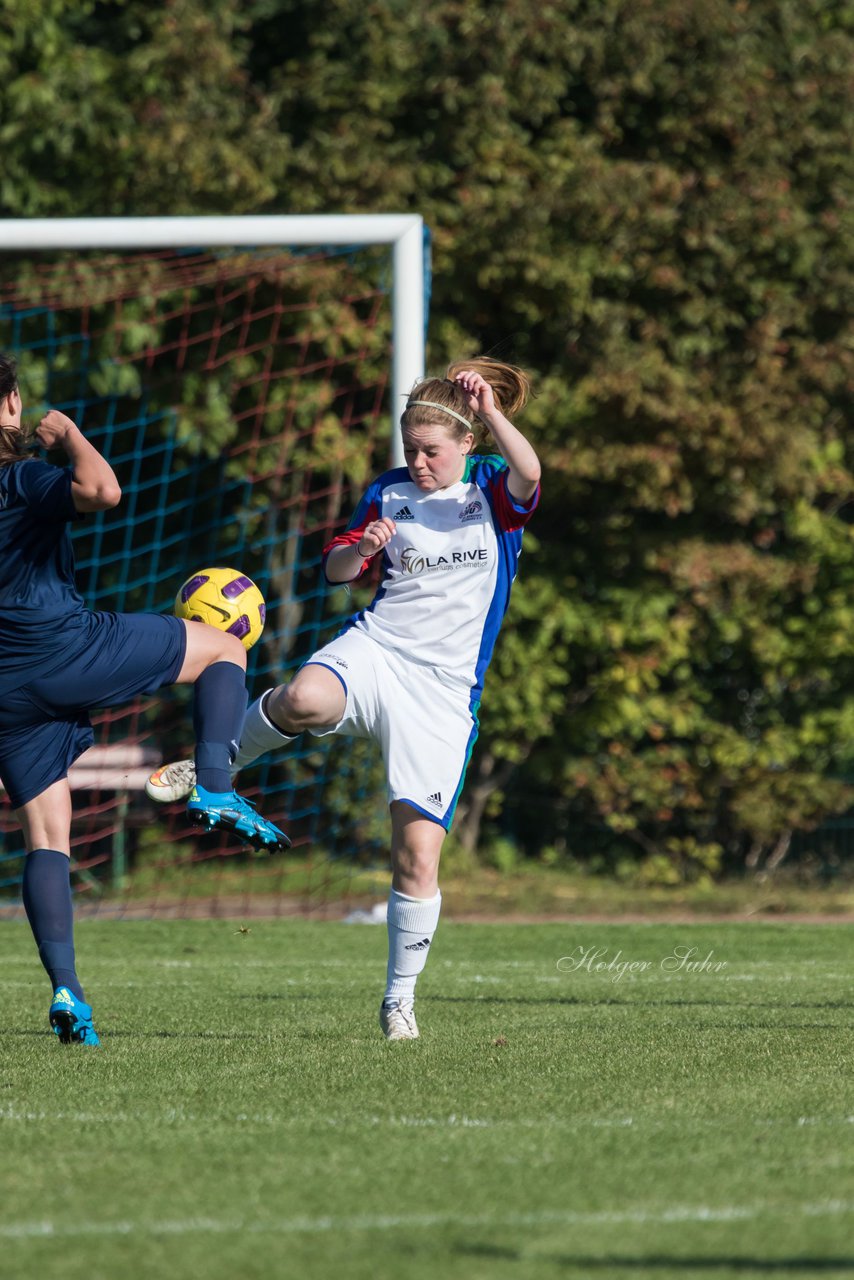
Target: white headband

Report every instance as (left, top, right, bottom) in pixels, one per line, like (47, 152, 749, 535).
(405, 399, 473, 430)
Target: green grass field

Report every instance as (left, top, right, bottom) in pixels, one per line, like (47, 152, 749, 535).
(1, 919, 851, 1280)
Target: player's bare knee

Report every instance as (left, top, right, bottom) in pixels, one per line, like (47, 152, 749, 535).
(393, 845, 418, 881)
(392, 852, 440, 899)
(269, 670, 342, 731)
(268, 683, 316, 731)
(391, 835, 442, 889)
(181, 620, 247, 679)
(210, 631, 247, 671)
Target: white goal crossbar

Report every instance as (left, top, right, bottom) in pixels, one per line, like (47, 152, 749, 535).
(0, 214, 427, 467)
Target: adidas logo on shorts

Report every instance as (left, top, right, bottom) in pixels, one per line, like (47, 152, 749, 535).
(426, 791, 443, 808)
(394, 506, 414, 521)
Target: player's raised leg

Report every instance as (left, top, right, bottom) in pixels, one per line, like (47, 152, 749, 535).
(146, 660, 346, 805)
(173, 621, 290, 851)
(16, 779, 99, 1046)
(380, 804, 445, 1042)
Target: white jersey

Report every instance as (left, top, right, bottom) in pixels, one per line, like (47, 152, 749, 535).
(322, 455, 539, 700)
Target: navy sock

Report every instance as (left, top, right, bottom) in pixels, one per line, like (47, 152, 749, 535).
(22, 849, 85, 1001)
(192, 661, 248, 793)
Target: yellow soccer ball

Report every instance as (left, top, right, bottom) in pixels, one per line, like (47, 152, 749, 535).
(174, 567, 266, 650)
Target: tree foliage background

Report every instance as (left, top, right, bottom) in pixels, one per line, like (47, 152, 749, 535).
(1, 0, 852, 879)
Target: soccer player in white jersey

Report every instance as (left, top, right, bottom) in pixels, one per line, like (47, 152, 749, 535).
(148, 357, 541, 1039)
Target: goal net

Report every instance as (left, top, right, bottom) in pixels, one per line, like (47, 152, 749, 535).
(0, 217, 427, 918)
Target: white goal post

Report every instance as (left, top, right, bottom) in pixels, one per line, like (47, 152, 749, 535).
(0, 214, 426, 467)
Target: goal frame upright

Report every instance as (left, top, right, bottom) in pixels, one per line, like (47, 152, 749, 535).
(0, 213, 427, 467)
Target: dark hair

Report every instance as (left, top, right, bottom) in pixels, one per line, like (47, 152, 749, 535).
(0, 353, 33, 467)
(0, 353, 18, 401)
(401, 356, 532, 451)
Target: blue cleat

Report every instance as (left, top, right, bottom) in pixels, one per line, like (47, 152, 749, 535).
(49, 988, 100, 1047)
(186, 785, 291, 852)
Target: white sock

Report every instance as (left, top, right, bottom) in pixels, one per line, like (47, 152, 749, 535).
(384, 888, 442, 1006)
(233, 691, 295, 771)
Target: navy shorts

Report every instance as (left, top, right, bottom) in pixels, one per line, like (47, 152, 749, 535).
(0, 611, 187, 809)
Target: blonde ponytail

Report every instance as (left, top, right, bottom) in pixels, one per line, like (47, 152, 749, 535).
(444, 357, 531, 419)
(401, 356, 533, 452)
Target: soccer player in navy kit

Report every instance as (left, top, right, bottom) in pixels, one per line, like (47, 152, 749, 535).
(0, 354, 288, 1046)
(149, 357, 541, 1039)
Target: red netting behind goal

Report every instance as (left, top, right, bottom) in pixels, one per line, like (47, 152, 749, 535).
(0, 245, 400, 918)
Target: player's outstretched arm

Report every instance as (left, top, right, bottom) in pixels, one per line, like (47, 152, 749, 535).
(453, 370, 541, 503)
(36, 411, 122, 512)
(325, 516, 396, 583)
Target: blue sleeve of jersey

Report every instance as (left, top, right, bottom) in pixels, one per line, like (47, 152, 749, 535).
(345, 476, 386, 531)
(467, 455, 507, 487)
(321, 475, 388, 581)
(15, 459, 78, 522)
(469, 454, 539, 528)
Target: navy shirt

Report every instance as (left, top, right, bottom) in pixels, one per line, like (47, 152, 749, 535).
(0, 457, 88, 686)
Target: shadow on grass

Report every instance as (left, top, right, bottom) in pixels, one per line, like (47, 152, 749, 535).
(458, 1242, 854, 1271)
(429, 994, 851, 1011)
(236, 992, 346, 1001)
(1, 1027, 258, 1042)
(112, 1031, 258, 1040)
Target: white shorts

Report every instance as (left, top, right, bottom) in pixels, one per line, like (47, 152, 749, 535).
(304, 628, 479, 829)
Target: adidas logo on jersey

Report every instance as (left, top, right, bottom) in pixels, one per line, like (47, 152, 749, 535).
(426, 791, 443, 807)
(405, 937, 432, 952)
(394, 506, 414, 521)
